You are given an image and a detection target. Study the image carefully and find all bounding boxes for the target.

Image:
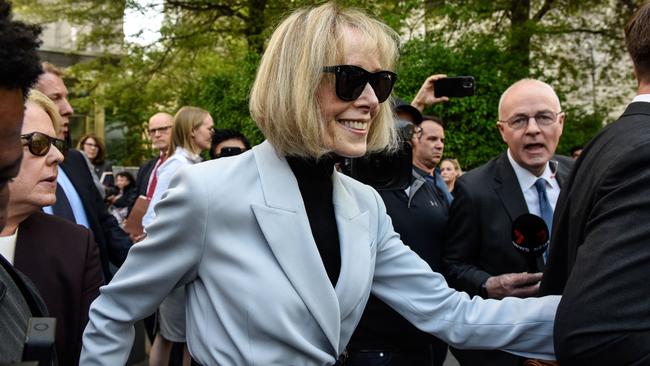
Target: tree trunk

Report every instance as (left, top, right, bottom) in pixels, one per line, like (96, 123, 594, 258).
(246, 0, 267, 54)
(509, 0, 531, 77)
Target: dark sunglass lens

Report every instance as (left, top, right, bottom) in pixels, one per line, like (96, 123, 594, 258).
(337, 66, 368, 101)
(370, 72, 395, 103)
(53, 139, 66, 153)
(30, 133, 51, 156)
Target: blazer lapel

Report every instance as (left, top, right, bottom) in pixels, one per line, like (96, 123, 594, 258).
(251, 141, 341, 352)
(331, 173, 370, 326)
(493, 153, 528, 221)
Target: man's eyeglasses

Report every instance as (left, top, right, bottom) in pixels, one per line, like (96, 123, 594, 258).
(21, 132, 67, 157)
(148, 125, 172, 135)
(499, 111, 563, 130)
(322, 65, 397, 103)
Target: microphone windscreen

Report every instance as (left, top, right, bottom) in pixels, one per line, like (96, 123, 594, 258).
(511, 213, 549, 255)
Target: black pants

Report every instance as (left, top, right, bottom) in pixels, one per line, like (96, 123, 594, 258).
(347, 344, 446, 366)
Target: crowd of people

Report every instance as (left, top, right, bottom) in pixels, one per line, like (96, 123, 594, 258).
(2, 0, 650, 365)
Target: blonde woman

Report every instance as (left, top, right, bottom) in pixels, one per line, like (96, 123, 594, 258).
(440, 158, 462, 193)
(142, 106, 213, 366)
(82, 3, 559, 364)
(5, 90, 103, 366)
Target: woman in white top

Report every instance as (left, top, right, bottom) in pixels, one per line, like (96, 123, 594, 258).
(143, 106, 213, 366)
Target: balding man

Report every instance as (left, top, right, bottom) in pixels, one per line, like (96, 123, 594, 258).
(442, 79, 573, 366)
(134, 112, 175, 201)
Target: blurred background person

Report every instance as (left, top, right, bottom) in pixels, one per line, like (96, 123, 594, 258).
(135, 112, 175, 202)
(440, 158, 462, 193)
(77, 133, 110, 198)
(78, 133, 112, 182)
(570, 145, 583, 160)
(0, 1, 48, 362)
(130, 112, 175, 343)
(209, 128, 250, 159)
(106, 171, 137, 227)
(3, 90, 103, 366)
(143, 106, 214, 366)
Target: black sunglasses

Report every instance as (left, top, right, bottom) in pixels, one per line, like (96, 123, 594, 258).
(322, 65, 397, 103)
(21, 132, 67, 157)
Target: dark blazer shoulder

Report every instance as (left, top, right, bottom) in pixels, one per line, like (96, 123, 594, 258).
(19, 210, 90, 237)
(135, 157, 158, 196)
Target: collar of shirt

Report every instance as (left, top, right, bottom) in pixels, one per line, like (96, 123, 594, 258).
(507, 149, 556, 190)
(42, 168, 91, 228)
(0, 228, 19, 265)
(632, 94, 650, 104)
(412, 165, 432, 181)
(507, 149, 560, 214)
(174, 146, 202, 164)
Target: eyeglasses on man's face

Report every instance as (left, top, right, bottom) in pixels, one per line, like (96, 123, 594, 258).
(148, 125, 173, 135)
(21, 132, 67, 157)
(322, 65, 397, 103)
(499, 111, 563, 130)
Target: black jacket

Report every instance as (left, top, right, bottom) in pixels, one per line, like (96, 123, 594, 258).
(441, 151, 573, 366)
(540, 102, 650, 365)
(348, 168, 449, 349)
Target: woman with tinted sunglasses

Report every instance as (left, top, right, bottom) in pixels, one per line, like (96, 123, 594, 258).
(82, 3, 559, 365)
(1, 90, 103, 366)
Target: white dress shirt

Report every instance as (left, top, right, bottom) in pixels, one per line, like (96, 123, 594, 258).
(142, 146, 202, 229)
(0, 229, 18, 264)
(507, 149, 561, 215)
(633, 94, 650, 103)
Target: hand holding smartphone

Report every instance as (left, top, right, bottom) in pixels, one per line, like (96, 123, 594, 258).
(433, 76, 475, 98)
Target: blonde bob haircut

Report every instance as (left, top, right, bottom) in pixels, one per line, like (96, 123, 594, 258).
(27, 89, 62, 134)
(169, 106, 210, 156)
(250, 2, 400, 158)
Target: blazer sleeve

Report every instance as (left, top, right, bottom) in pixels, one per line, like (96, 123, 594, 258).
(81, 165, 208, 366)
(441, 177, 491, 296)
(368, 189, 558, 360)
(553, 143, 650, 365)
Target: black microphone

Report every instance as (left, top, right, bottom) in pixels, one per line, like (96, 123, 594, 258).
(511, 213, 549, 273)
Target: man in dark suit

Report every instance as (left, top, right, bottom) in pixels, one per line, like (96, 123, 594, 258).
(442, 79, 573, 366)
(35, 62, 132, 281)
(540, 4, 650, 365)
(134, 112, 174, 203)
(0, 2, 49, 362)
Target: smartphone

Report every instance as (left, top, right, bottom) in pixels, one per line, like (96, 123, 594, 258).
(433, 76, 475, 98)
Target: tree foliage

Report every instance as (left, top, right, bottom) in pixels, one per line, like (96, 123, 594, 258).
(13, 0, 646, 167)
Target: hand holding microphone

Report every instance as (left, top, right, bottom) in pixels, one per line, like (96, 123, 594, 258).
(482, 214, 550, 299)
(484, 272, 543, 299)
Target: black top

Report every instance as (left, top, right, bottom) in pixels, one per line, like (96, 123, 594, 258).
(349, 167, 450, 349)
(286, 155, 341, 287)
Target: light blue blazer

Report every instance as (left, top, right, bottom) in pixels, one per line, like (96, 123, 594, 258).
(81, 141, 559, 365)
